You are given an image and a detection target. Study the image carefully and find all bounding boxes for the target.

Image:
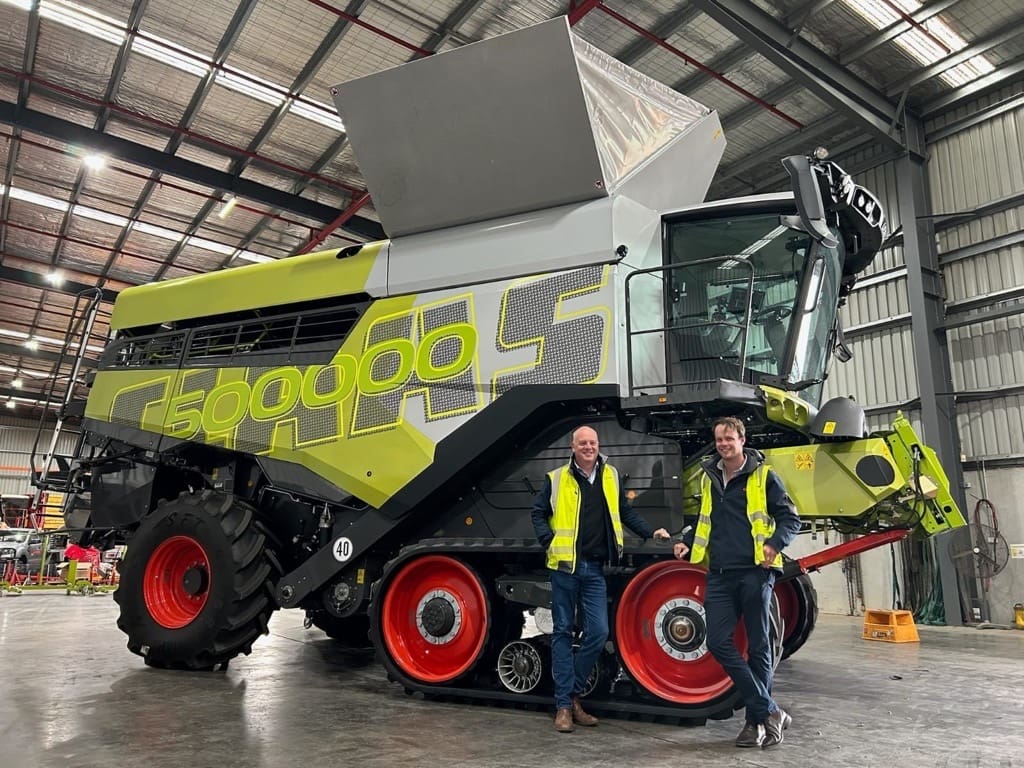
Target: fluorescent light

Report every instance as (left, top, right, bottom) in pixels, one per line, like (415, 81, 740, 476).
(215, 69, 285, 107)
(0, 329, 30, 340)
(0, 1, 34, 12)
(9, 187, 68, 212)
(131, 35, 209, 78)
(73, 204, 130, 227)
(289, 99, 346, 132)
(233, 249, 274, 264)
(185, 235, 235, 256)
(216, 195, 238, 220)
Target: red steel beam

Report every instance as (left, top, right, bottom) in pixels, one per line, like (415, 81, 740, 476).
(297, 191, 372, 254)
(796, 528, 911, 573)
(568, 0, 602, 26)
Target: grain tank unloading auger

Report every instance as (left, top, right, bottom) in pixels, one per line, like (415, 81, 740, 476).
(54, 17, 964, 721)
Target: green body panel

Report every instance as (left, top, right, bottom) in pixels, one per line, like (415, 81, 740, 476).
(884, 412, 967, 533)
(762, 439, 903, 518)
(109, 242, 386, 330)
(759, 385, 814, 432)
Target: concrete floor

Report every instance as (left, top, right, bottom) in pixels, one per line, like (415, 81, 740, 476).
(1, 594, 1021, 768)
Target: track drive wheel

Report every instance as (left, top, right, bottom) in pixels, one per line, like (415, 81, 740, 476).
(373, 555, 490, 684)
(774, 572, 818, 660)
(615, 561, 742, 711)
(114, 490, 279, 670)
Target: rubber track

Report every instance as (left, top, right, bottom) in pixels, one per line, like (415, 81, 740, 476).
(368, 538, 740, 725)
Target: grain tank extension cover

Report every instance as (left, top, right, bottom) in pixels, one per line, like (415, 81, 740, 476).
(331, 17, 720, 238)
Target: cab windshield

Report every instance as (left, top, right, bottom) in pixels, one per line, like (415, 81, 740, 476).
(663, 211, 841, 405)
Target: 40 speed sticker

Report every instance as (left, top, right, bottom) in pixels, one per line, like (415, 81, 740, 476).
(332, 537, 354, 562)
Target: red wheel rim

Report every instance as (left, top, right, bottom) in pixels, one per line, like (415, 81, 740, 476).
(143, 536, 211, 629)
(615, 561, 745, 704)
(381, 555, 488, 684)
(773, 579, 800, 645)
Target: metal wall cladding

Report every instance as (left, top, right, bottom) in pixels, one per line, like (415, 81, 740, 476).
(842, 275, 911, 328)
(956, 395, 1024, 459)
(928, 99, 1024, 460)
(944, 240, 1024, 302)
(948, 315, 1024, 392)
(0, 420, 78, 497)
(823, 325, 918, 408)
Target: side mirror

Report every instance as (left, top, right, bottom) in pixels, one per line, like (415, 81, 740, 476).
(782, 155, 839, 248)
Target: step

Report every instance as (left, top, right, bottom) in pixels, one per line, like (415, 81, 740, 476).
(862, 609, 919, 643)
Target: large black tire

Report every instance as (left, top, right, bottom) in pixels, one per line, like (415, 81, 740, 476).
(777, 572, 819, 660)
(114, 490, 280, 670)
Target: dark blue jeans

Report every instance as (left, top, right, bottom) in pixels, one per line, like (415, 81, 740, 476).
(550, 559, 608, 710)
(704, 567, 779, 724)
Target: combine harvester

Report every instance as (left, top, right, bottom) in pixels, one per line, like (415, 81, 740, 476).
(46, 18, 963, 721)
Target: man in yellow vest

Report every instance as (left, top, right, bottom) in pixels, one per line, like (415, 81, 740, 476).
(532, 425, 670, 733)
(673, 416, 801, 748)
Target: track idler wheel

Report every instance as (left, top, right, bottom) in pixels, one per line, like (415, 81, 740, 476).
(376, 555, 490, 684)
(496, 639, 544, 693)
(615, 561, 742, 710)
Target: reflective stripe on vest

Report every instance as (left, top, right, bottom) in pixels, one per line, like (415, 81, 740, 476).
(689, 463, 783, 568)
(546, 462, 624, 573)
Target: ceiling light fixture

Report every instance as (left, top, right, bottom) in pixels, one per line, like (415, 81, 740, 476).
(12, 378, 23, 388)
(24, 340, 39, 351)
(45, 270, 64, 286)
(216, 195, 239, 220)
(82, 153, 107, 171)
(4, 400, 15, 410)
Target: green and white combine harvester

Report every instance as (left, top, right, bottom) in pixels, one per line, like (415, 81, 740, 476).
(53, 18, 964, 719)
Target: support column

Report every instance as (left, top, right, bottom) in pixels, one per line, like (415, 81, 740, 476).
(896, 118, 967, 624)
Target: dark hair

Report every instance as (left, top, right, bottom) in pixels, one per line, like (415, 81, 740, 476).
(712, 416, 745, 439)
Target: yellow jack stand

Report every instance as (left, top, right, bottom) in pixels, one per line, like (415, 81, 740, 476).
(862, 609, 920, 643)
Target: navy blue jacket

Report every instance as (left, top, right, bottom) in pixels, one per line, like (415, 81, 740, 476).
(531, 456, 656, 566)
(681, 448, 801, 570)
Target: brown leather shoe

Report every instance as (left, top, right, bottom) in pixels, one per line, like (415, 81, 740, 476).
(554, 707, 574, 733)
(572, 696, 598, 727)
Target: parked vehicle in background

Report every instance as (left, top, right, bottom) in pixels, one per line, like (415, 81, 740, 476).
(0, 528, 67, 576)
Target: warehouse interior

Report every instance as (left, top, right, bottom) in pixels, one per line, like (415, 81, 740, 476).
(1, 0, 1023, 766)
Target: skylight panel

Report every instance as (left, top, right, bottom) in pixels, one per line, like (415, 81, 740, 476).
(843, 0, 995, 87)
(38, 0, 125, 46)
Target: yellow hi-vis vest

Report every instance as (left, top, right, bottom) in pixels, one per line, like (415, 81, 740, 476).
(689, 463, 784, 569)
(545, 462, 625, 573)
